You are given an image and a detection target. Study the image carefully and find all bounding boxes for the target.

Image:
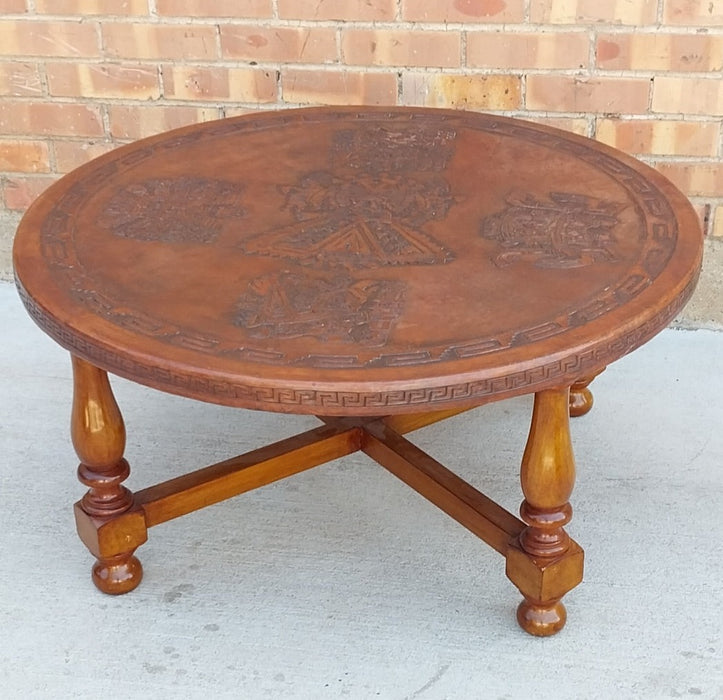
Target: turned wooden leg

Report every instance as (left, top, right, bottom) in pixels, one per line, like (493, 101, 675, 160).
(506, 387, 584, 636)
(71, 355, 146, 594)
(569, 369, 605, 417)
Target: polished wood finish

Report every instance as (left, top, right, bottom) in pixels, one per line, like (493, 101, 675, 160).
(71, 355, 145, 594)
(380, 407, 473, 435)
(507, 388, 583, 636)
(362, 420, 525, 555)
(14, 108, 702, 416)
(136, 423, 362, 527)
(519, 388, 576, 559)
(13, 107, 704, 635)
(569, 370, 605, 417)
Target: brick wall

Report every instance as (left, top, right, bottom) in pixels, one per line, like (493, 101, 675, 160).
(0, 0, 721, 242)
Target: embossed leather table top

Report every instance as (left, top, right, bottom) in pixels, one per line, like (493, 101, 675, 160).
(13, 107, 703, 415)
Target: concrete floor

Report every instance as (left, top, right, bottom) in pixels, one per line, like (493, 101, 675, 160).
(1, 281, 722, 699)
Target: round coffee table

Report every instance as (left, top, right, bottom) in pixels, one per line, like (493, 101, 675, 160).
(13, 107, 702, 636)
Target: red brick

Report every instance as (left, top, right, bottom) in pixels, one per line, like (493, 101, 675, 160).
(596, 118, 720, 156)
(664, 0, 723, 26)
(108, 105, 220, 139)
(467, 31, 589, 70)
(690, 202, 710, 236)
(531, 116, 589, 136)
(712, 206, 723, 237)
(103, 23, 218, 60)
(0, 140, 50, 173)
(597, 33, 722, 71)
(530, 0, 658, 24)
(46, 62, 160, 100)
(0, 102, 104, 136)
(4, 176, 58, 210)
(402, 0, 525, 22)
(222, 107, 260, 118)
(278, 0, 395, 21)
(53, 139, 118, 172)
(281, 69, 397, 105)
(342, 29, 460, 68)
(163, 65, 277, 102)
(0, 20, 100, 57)
(654, 162, 723, 198)
(0, 62, 42, 97)
(402, 72, 521, 110)
(155, 0, 272, 16)
(526, 75, 650, 113)
(34, 0, 149, 13)
(0, 0, 27, 11)
(221, 25, 337, 64)
(652, 76, 723, 116)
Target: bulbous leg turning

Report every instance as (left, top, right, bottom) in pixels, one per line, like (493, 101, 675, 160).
(569, 382, 593, 417)
(92, 553, 143, 595)
(71, 355, 147, 594)
(569, 369, 605, 417)
(506, 387, 584, 636)
(517, 599, 567, 637)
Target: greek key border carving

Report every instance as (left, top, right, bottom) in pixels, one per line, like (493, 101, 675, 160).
(17, 273, 698, 411)
(36, 110, 681, 375)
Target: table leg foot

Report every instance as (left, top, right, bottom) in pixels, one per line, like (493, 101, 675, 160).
(516, 598, 566, 637)
(569, 369, 605, 417)
(92, 553, 143, 595)
(71, 355, 147, 594)
(507, 387, 583, 636)
(569, 382, 593, 417)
